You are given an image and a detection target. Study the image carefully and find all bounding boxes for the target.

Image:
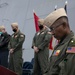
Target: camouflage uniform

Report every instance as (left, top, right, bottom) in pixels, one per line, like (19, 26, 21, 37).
(8, 30, 25, 75)
(32, 29, 52, 75)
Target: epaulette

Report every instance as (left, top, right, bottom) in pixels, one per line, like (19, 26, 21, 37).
(66, 36, 75, 53)
(69, 36, 75, 46)
(20, 32, 25, 38)
(47, 32, 51, 34)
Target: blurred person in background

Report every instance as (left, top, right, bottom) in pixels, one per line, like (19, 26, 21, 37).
(0, 25, 10, 68)
(8, 22, 25, 75)
(32, 19, 52, 75)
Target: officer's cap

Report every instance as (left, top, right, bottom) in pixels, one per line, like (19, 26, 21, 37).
(44, 8, 67, 27)
(38, 19, 44, 26)
(11, 22, 18, 28)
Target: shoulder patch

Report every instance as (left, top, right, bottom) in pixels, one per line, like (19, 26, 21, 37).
(69, 39, 75, 46)
(37, 32, 40, 35)
(47, 32, 51, 34)
(20, 35, 24, 37)
(66, 47, 75, 53)
(41, 32, 44, 34)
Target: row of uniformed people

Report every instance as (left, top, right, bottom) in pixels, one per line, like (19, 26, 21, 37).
(32, 7, 75, 75)
(0, 7, 75, 75)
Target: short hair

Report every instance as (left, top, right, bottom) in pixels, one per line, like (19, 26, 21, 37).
(11, 22, 18, 28)
(38, 19, 44, 26)
(0, 25, 5, 31)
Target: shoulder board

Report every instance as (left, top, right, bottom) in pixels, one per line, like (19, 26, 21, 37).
(20, 34, 24, 37)
(47, 32, 51, 34)
(19, 32, 25, 37)
(69, 38, 75, 46)
(41, 32, 44, 34)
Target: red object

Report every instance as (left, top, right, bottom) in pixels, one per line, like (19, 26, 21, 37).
(0, 66, 17, 75)
(33, 11, 39, 32)
(49, 37, 53, 50)
(33, 11, 53, 50)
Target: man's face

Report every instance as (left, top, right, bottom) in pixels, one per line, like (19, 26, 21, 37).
(50, 19, 66, 40)
(1, 28, 6, 33)
(11, 26, 17, 32)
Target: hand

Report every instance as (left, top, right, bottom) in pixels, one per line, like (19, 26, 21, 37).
(9, 49, 14, 54)
(33, 46, 39, 53)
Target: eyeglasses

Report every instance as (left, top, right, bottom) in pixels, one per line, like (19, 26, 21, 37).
(50, 23, 63, 32)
